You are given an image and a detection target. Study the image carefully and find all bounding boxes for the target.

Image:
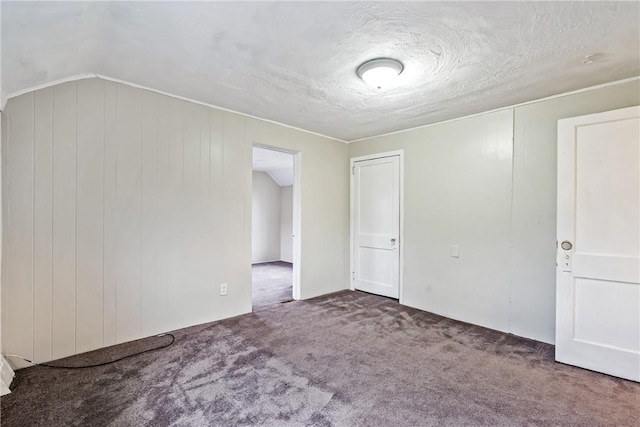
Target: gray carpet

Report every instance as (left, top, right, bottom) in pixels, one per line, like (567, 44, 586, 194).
(252, 261, 293, 307)
(1, 290, 639, 426)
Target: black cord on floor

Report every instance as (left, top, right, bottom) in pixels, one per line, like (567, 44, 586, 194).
(4, 333, 175, 369)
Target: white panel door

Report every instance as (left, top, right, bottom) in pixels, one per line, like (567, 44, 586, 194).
(556, 106, 640, 382)
(353, 156, 400, 298)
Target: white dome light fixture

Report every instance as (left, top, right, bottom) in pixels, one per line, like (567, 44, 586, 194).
(357, 58, 404, 89)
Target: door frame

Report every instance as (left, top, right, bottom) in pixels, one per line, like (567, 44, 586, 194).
(252, 143, 302, 301)
(350, 150, 405, 303)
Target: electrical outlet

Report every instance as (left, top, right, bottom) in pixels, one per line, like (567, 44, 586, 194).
(220, 283, 228, 296)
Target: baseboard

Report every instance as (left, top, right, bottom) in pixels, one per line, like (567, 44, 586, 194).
(252, 260, 293, 266)
(0, 356, 15, 395)
(251, 259, 281, 265)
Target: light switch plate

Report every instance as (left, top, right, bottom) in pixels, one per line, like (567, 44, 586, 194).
(450, 245, 460, 258)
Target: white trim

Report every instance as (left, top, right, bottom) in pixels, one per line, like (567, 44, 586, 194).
(5, 74, 347, 144)
(347, 76, 640, 143)
(292, 152, 302, 300)
(558, 104, 640, 126)
(349, 150, 405, 304)
(251, 144, 302, 301)
(4, 73, 98, 100)
(5, 74, 638, 144)
(6, 73, 640, 144)
(0, 356, 15, 396)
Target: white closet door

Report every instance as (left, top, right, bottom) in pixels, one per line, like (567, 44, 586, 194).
(352, 156, 400, 299)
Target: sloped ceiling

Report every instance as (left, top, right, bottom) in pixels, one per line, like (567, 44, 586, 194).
(252, 147, 294, 186)
(2, 1, 639, 141)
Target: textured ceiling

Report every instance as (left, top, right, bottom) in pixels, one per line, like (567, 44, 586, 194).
(2, 1, 639, 142)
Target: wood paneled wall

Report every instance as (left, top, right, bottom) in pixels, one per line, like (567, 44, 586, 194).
(2, 79, 253, 364)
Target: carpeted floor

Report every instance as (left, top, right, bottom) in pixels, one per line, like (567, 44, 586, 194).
(252, 261, 293, 307)
(2, 290, 639, 426)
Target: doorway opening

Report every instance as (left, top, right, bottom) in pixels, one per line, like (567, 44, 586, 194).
(251, 145, 300, 308)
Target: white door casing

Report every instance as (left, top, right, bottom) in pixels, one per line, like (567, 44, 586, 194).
(351, 153, 402, 299)
(252, 144, 302, 301)
(556, 106, 640, 382)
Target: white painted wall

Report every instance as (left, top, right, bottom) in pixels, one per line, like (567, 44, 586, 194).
(352, 110, 514, 333)
(509, 80, 640, 343)
(280, 185, 293, 263)
(5, 76, 631, 365)
(252, 171, 282, 264)
(251, 173, 293, 264)
(349, 79, 640, 344)
(0, 28, 12, 387)
(0, 112, 4, 357)
(1, 78, 349, 366)
(0, 111, 13, 395)
(246, 119, 349, 300)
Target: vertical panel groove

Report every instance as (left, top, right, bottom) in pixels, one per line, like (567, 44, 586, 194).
(5, 111, 10, 362)
(32, 92, 36, 360)
(3, 78, 293, 363)
(508, 108, 516, 333)
(51, 88, 54, 357)
(208, 111, 211, 194)
(102, 81, 118, 347)
(8, 113, 11, 353)
(208, 111, 212, 192)
(139, 93, 143, 338)
(74, 81, 78, 354)
(75, 79, 105, 353)
(114, 85, 118, 343)
(182, 111, 185, 190)
(50, 88, 54, 359)
(199, 109, 202, 190)
(51, 82, 77, 358)
(7, 91, 36, 363)
(100, 82, 107, 347)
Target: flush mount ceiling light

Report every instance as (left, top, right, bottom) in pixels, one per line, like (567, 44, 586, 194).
(357, 58, 404, 89)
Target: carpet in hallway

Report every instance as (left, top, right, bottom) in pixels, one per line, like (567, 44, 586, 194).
(252, 261, 293, 307)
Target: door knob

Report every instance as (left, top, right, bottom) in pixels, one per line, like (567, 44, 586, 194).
(561, 241, 573, 250)
(391, 238, 396, 245)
